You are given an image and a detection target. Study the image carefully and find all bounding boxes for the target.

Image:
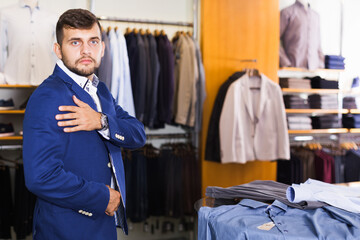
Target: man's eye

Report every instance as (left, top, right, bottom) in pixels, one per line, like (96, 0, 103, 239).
(90, 40, 99, 45)
(71, 41, 79, 46)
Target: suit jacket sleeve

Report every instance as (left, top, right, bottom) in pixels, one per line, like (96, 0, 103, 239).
(274, 84, 290, 159)
(279, 9, 292, 67)
(105, 93, 146, 149)
(23, 87, 110, 219)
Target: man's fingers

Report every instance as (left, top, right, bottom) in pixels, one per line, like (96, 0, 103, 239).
(105, 211, 115, 216)
(57, 119, 78, 127)
(73, 95, 87, 107)
(55, 113, 77, 120)
(63, 126, 83, 133)
(58, 105, 79, 112)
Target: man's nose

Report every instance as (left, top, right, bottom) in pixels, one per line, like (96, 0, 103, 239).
(81, 43, 91, 55)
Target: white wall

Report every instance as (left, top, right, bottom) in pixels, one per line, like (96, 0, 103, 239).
(0, 0, 194, 37)
(0, 0, 193, 20)
(280, 0, 360, 88)
(342, 0, 360, 88)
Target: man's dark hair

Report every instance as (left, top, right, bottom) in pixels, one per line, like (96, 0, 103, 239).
(56, 9, 102, 45)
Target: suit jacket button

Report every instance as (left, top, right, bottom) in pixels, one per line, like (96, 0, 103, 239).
(108, 162, 111, 168)
(89, 213, 93, 217)
(78, 210, 83, 214)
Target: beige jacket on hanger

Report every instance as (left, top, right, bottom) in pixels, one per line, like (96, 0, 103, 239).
(173, 35, 198, 127)
(219, 73, 290, 164)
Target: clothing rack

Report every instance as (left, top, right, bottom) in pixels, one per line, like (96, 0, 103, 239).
(290, 133, 360, 149)
(91, 0, 199, 40)
(146, 133, 191, 140)
(97, 16, 193, 28)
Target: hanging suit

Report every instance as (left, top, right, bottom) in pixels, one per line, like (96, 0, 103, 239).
(219, 74, 290, 164)
(23, 65, 146, 239)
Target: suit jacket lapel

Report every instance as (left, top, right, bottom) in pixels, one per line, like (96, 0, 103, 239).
(54, 65, 97, 111)
(97, 83, 112, 114)
(240, 74, 254, 122)
(256, 74, 269, 120)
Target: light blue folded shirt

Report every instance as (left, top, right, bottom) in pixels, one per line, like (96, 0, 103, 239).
(198, 198, 360, 240)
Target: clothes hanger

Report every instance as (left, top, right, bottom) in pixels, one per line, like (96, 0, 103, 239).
(125, 27, 132, 35)
(154, 29, 160, 36)
(107, 26, 112, 34)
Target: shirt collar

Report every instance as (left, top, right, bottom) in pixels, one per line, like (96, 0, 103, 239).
(295, 0, 311, 10)
(265, 200, 288, 215)
(56, 60, 99, 93)
(19, 0, 40, 9)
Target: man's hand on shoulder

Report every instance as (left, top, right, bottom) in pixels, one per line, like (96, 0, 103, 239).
(55, 95, 102, 132)
(105, 185, 121, 216)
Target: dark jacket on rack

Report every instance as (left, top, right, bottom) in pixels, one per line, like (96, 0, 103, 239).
(155, 34, 175, 127)
(145, 34, 160, 128)
(125, 32, 147, 122)
(205, 71, 245, 162)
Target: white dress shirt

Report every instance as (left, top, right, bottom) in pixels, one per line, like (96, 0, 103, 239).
(0, 0, 57, 85)
(280, 0, 324, 70)
(287, 178, 360, 213)
(108, 29, 121, 104)
(108, 29, 135, 117)
(56, 60, 110, 139)
(116, 29, 135, 117)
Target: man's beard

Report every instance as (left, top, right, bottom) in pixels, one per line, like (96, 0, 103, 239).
(62, 56, 98, 77)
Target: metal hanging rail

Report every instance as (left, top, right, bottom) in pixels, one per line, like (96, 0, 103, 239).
(97, 16, 193, 27)
(146, 133, 191, 140)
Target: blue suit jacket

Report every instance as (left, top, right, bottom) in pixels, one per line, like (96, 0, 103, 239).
(23, 65, 146, 239)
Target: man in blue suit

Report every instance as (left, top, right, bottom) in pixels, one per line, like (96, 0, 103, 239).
(23, 9, 146, 239)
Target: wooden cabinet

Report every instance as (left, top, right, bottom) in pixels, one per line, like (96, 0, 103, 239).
(200, 0, 279, 195)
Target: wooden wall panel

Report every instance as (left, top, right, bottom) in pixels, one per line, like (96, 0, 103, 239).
(200, 0, 280, 195)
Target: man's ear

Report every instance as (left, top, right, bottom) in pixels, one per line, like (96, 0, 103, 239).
(53, 43, 62, 60)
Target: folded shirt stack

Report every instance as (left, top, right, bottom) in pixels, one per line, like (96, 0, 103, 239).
(0, 123, 15, 137)
(287, 116, 312, 130)
(311, 115, 341, 129)
(205, 180, 326, 210)
(0, 98, 15, 110)
(325, 55, 345, 70)
(343, 97, 357, 109)
(308, 94, 338, 109)
(342, 114, 360, 128)
(283, 95, 309, 109)
(279, 78, 311, 89)
(307, 76, 338, 89)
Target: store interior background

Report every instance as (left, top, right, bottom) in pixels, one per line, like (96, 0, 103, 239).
(1, 0, 360, 239)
